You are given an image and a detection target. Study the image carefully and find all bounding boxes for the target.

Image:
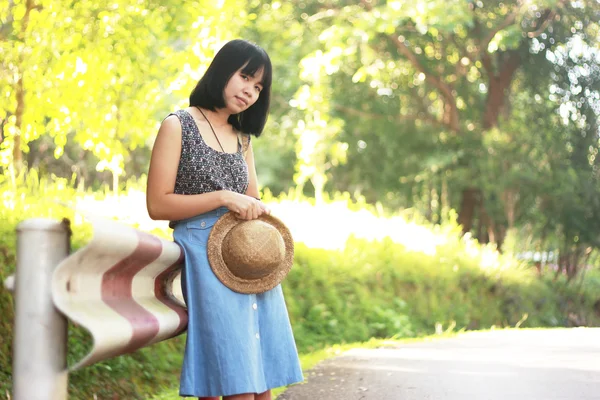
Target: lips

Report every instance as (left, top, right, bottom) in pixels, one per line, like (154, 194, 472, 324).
(235, 96, 248, 106)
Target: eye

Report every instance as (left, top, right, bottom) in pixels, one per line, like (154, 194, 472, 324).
(241, 73, 249, 80)
(255, 85, 262, 92)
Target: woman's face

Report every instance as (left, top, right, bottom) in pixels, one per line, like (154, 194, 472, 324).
(223, 65, 264, 114)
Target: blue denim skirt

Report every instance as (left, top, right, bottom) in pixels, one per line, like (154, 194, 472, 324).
(173, 207, 303, 397)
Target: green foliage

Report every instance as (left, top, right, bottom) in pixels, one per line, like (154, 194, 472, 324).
(3, 0, 600, 268)
(292, 0, 600, 265)
(1, 0, 247, 186)
(1, 178, 599, 398)
(495, 33, 600, 276)
(0, 171, 184, 398)
(3, 1, 600, 396)
(0, 169, 91, 397)
(286, 233, 598, 354)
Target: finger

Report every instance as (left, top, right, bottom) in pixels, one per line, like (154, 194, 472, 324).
(241, 206, 251, 220)
(259, 202, 270, 215)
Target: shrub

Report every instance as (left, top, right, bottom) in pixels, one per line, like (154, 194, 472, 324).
(1, 173, 599, 398)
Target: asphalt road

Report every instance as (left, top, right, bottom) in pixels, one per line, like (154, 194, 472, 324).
(278, 328, 600, 400)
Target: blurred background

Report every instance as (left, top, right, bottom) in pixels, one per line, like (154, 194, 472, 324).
(1, 0, 600, 398)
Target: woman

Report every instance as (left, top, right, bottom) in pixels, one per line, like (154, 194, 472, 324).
(146, 39, 303, 400)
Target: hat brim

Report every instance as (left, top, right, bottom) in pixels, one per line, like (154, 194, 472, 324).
(207, 212, 294, 294)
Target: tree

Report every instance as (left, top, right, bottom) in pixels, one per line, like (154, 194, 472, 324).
(0, 0, 247, 191)
(297, 0, 600, 247)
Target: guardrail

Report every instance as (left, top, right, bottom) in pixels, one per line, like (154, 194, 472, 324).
(4, 218, 187, 400)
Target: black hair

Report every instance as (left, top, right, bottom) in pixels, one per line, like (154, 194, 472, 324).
(189, 39, 272, 136)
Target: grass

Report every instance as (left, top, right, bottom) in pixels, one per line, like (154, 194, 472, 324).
(2, 173, 600, 399)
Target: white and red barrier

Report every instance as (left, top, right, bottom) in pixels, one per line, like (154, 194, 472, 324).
(6, 218, 188, 400)
(52, 218, 187, 370)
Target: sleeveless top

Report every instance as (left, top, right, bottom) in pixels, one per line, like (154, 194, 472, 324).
(169, 109, 251, 227)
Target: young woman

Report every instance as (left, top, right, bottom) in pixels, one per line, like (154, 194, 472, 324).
(146, 39, 303, 400)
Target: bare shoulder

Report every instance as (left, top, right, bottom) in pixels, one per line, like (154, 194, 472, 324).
(151, 114, 182, 157)
(160, 114, 182, 134)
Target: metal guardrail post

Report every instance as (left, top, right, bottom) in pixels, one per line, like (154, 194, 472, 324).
(12, 219, 70, 400)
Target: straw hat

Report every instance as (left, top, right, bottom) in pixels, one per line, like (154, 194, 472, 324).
(207, 212, 294, 294)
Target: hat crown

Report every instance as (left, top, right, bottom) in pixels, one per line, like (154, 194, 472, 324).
(221, 220, 285, 280)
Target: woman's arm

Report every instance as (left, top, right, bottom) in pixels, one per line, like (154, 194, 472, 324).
(146, 116, 264, 221)
(244, 140, 260, 199)
(244, 140, 270, 215)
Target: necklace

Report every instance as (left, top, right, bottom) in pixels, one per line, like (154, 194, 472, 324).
(193, 106, 239, 188)
(195, 106, 228, 153)
(192, 107, 257, 201)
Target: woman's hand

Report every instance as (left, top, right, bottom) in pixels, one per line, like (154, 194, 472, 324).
(221, 191, 270, 220)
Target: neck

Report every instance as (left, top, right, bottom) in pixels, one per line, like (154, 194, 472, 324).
(197, 106, 230, 127)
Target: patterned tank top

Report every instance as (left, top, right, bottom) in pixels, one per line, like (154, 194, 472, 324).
(169, 109, 250, 227)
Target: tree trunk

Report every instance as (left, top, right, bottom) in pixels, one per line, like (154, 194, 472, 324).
(425, 181, 433, 222)
(12, 0, 36, 171)
(0, 114, 7, 146)
(480, 202, 491, 244)
(13, 75, 24, 169)
(441, 175, 449, 220)
(112, 169, 119, 197)
(311, 172, 326, 205)
(458, 188, 480, 234)
(459, 50, 522, 241)
(483, 50, 521, 129)
(483, 78, 507, 130)
(502, 188, 518, 229)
